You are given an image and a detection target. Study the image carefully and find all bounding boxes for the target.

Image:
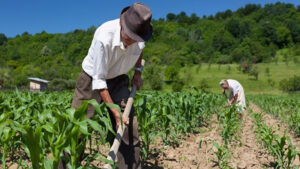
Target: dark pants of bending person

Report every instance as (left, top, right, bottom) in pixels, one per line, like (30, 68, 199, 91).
(58, 70, 141, 169)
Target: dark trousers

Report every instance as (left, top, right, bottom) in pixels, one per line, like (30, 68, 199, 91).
(58, 71, 141, 169)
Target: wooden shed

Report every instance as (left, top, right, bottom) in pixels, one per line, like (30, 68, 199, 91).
(28, 77, 49, 92)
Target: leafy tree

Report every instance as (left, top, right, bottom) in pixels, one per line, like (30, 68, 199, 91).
(190, 13, 199, 24)
(164, 66, 179, 81)
(248, 66, 259, 80)
(287, 20, 300, 43)
(212, 29, 236, 54)
(225, 19, 240, 38)
(259, 21, 277, 45)
(143, 64, 163, 90)
(177, 11, 188, 24)
(172, 79, 184, 92)
(0, 33, 8, 46)
(267, 78, 275, 88)
(265, 67, 270, 77)
(166, 13, 176, 22)
(41, 46, 52, 56)
(276, 26, 292, 48)
(279, 75, 300, 92)
(237, 4, 261, 16)
(199, 79, 210, 92)
(0, 67, 11, 88)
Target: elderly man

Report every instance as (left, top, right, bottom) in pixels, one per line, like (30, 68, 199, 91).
(220, 79, 246, 113)
(59, 2, 152, 169)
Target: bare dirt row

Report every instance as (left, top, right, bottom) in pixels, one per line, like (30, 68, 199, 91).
(145, 109, 271, 169)
(228, 109, 273, 169)
(249, 102, 300, 166)
(145, 103, 300, 169)
(144, 115, 222, 169)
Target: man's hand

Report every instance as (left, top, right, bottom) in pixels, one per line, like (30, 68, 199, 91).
(111, 108, 129, 127)
(222, 88, 226, 94)
(227, 99, 232, 105)
(132, 70, 143, 90)
(99, 89, 129, 127)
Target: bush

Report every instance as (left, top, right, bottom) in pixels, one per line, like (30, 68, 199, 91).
(143, 64, 163, 91)
(267, 78, 275, 88)
(164, 66, 179, 81)
(49, 78, 76, 90)
(238, 62, 259, 80)
(248, 66, 259, 80)
(172, 80, 184, 92)
(279, 75, 300, 92)
(199, 79, 210, 92)
(238, 62, 252, 73)
(150, 78, 163, 90)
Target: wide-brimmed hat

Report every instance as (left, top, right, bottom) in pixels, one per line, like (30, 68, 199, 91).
(120, 2, 152, 42)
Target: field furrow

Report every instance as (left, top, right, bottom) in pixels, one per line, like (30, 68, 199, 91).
(249, 102, 300, 167)
(143, 114, 222, 169)
(229, 109, 272, 169)
(250, 103, 300, 151)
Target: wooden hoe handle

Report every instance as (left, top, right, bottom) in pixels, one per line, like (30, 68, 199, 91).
(104, 59, 145, 169)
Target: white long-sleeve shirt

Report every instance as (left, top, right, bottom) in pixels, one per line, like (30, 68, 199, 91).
(227, 79, 246, 109)
(227, 79, 241, 96)
(82, 18, 145, 90)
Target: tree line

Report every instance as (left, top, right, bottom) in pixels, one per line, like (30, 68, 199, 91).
(0, 2, 300, 90)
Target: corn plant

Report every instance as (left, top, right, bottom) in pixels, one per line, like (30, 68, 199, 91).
(134, 95, 157, 160)
(134, 91, 224, 147)
(218, 105, 241, 145)
(212, 142, 232, 169)
(1, 90, 226, 167)
(249, 95, 300, 136)
(0, 91, 114, 169)
(252, 111, 300, 168)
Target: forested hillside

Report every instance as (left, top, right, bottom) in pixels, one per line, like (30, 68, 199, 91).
(0, 2, 300, 89)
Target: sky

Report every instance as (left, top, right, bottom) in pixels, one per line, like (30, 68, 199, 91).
(1, 0, 300, 38)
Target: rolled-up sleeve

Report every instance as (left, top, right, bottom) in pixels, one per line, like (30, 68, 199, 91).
(90, 40, 108, 90)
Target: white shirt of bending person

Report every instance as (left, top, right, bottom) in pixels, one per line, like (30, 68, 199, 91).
(82, 18, 145, 90)
(227, 79, 246, 109)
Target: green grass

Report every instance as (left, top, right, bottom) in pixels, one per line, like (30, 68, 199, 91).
(171, 61, 300, 95)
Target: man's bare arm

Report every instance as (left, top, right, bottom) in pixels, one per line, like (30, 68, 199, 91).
(99, 89, 128, 126)
(135, 53, 142, 67)
(228, 93, 238, 105)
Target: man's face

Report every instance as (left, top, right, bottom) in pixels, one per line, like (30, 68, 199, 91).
(120, 27, 137, 47)
(223, 83, 229, 89)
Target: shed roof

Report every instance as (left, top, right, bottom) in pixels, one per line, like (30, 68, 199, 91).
(28, 77, 50, 83)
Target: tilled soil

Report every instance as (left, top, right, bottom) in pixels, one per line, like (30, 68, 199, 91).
(144, 114, 223, 169)
(144, 111, 274, 169)
(144, 103, 300, 169)
(228, 110, 274, 169)
(249, 102, 300, 166)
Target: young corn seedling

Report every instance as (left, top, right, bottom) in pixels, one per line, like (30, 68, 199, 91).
(252, 111, 300, 169)
(135, 95, 157, 160)
(212, 142, 232, 169)
(219, 105, 241, 145)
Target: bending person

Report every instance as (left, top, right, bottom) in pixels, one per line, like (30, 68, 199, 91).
(220, 79, 246, 114)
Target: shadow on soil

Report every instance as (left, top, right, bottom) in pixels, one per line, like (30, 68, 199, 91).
(142, 161, 164, 169)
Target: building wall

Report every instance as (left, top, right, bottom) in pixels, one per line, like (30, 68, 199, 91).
(30, 81, 41, 92)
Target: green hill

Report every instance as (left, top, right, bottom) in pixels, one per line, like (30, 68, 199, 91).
(0, 2, 300, 93)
